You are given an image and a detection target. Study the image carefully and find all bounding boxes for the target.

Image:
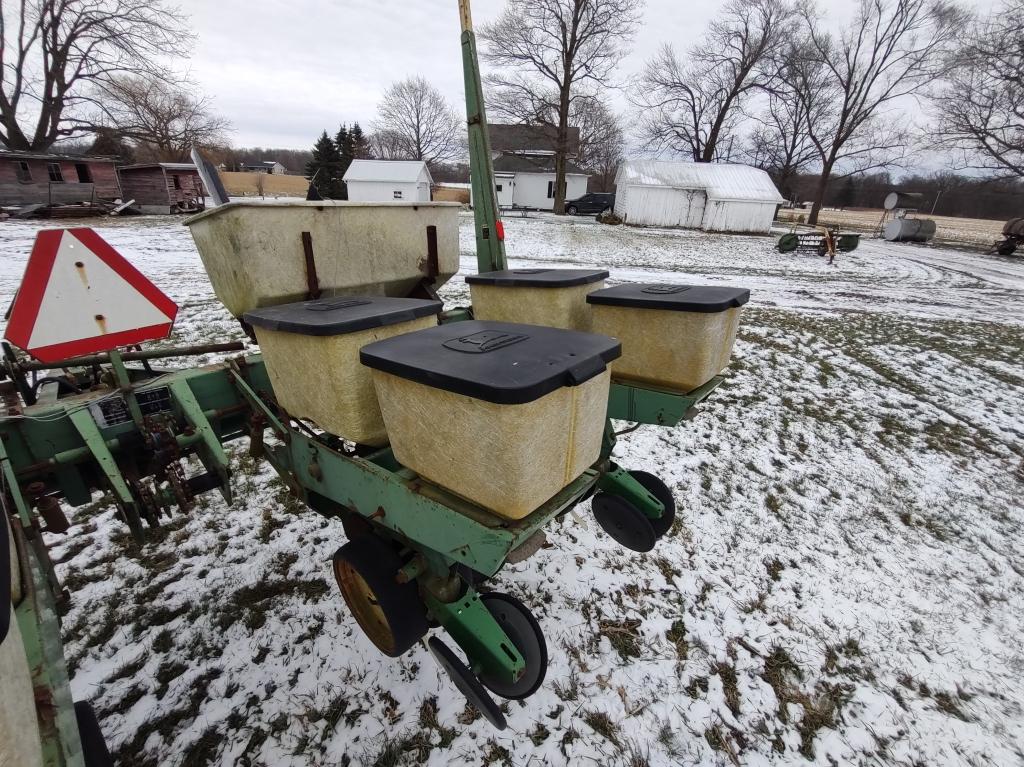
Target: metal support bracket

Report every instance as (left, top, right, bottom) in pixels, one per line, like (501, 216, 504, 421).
(426, 588, 524, 686)
(597, 464, 665, 520)
(168, 380, 232, 503)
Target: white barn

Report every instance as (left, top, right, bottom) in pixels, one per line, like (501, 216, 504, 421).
(343, 160, 433, 203)
(614, 161, 783, 233)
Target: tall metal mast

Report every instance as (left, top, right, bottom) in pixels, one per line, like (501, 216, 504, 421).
(459, 0, 507, 273)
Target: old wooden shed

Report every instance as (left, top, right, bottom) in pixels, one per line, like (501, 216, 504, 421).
(0, 151, 121, 209)
(117, 163, 206, 214)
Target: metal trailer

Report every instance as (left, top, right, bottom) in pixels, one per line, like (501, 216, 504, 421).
(777, 229, 861, 257)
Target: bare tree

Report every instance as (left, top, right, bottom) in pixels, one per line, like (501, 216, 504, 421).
(372, 76, 463, 166)
(572, 95, 624, 191)
(0, 0, 190, 150)
(791, 0, 968, 225)
(930, 0, 1024, 178)
(479, 0, 642, 215)
(744, 46, 822, 200)
(634, 0, 792, 162)
(94, 76, 230, 162)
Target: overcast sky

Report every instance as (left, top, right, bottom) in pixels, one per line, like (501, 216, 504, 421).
(178, 0, 997, 151)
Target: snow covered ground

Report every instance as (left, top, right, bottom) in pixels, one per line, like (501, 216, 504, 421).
(1, 211, 1022, 766)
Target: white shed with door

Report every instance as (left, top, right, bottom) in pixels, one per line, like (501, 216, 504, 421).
(343, 160, 433, 203)
(614, 161, 783, 233)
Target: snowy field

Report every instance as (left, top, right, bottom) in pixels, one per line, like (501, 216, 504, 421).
(1, 211, 1022, 766)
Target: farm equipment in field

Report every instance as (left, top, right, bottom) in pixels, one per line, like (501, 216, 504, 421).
(778, 228, 861, 259)
(0, 0, 749, 756)
(992, 217, 1023, 256)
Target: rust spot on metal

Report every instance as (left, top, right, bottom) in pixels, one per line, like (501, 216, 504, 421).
(370, 507, 386, 520)
(94, 314, 107, 334)
(75, 260, 89, 287)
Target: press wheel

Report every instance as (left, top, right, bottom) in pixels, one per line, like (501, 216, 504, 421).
(427, 637, 507, 730)
(478, 593, 547, 700)
(628, 470, 676, 538)
(332, 535, 427, 657)
(592, 493, 657, 553)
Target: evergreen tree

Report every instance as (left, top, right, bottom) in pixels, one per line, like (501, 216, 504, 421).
(305, 131, 346, 199)
(350, 122, 370, 159)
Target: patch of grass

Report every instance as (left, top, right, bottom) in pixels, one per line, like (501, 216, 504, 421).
(796, 683, 853, 759)
(180, 726, 220, 766)
(106, 652, 148, 683)
(933, 690, 972, 722)
(666, 619, 688, 660)
(151, 629, 173, 654)
(364, 730, 433, 766)
(154, 659, 188, 700)
(713, 662, 741, 717)
(418, 696, 456, 748)
(765, 558, 784, 582)
(528, 721, 550, 746)
(582, 709, 620, 746)
(482, 738, 513, 766)
(214, 578, 330, 632)
(553, 668, 581, 702)
(598, 618, 643, 660)
(762, 645, 803, 723)
(686, 675, 709, 699)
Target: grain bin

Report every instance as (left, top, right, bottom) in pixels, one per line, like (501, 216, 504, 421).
(882, 218, 936, 243)
(360, 321, 621, 520)
(185, 201, 460, 317)
(244, 297, 442, 446)
(587, 284, 750, 391)
(466, 269, 608, 331)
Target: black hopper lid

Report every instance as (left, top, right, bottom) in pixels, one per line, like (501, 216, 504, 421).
(243, 296, 442, 336)
(466, 268, 608, 288)
(360, 320, 621, 404)
(587, 283, 750, 313)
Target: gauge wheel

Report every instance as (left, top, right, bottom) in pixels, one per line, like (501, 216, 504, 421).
(332, 535, 428, 657)
(592, 492, 657, 552)
(627, 470, 676, 538)
(778, 233, 799, 252)
(567, 205, 578, 215)
(477, 593, 548, 700)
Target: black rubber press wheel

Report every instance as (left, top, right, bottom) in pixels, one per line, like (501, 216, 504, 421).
(332, 535, 427, 657)
(427, 637, 507, 730)
(478, 593, 547, 700)
(628, 470, 677, 538)
(592, 493, 657, 553)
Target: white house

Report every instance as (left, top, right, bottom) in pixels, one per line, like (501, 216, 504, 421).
(343, 160, 432, 203)
(614, 160, 784, 233)
(472, 153, 589, 211)
(241, 160, 286, 175)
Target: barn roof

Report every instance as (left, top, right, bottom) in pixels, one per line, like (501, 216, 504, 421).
(0, 150, 117, 163)
(343, 159, 432, 184)
(615, 160, 784, 203)
(492, 152, 586, 175)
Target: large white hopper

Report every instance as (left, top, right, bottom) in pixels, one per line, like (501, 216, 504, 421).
(185, 201, 461, 317)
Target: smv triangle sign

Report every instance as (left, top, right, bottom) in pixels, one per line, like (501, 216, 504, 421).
(5, 228, 178, 363)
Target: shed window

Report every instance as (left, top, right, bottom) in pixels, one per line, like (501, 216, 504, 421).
(393, 190, 403, 199)
(172, 175, 182, 190)
(14, 161, 31, 182)
(546, 180, 566, 199)
(495, 184, 503, 192)
(47, 163, 64, 183)
(75, 163, 92, 183)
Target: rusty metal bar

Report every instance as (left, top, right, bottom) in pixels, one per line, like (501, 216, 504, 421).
(15, 341, 246, 372)
(301, 231, 322, 300)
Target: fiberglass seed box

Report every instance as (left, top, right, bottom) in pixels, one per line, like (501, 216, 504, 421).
(466, 268, 608, 331)
(360, 320, 621, 520)
(586, 284, 750, 392)
(244, 296, 442, 446)
(185, 201, 460, 318)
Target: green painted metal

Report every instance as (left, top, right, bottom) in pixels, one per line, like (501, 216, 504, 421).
(607, 376, 725, 426)
(426, 588, 524, 684)
(13, 519, 86, 767)
(276, 428, 599, 577)
(460, 1, 506, 273)
(168, 380, 232, 503)
(106, 349, 144, 429)
(597, 464, 664, 520)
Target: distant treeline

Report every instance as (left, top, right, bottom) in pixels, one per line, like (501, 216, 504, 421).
(782, 172, 1024, 221)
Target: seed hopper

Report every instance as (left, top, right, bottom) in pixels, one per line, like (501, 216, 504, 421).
(0, 1, 749, 760)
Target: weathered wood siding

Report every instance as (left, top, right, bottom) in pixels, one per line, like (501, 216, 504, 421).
(118, 167, 172, 207)
(0, 158, 120, 206)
